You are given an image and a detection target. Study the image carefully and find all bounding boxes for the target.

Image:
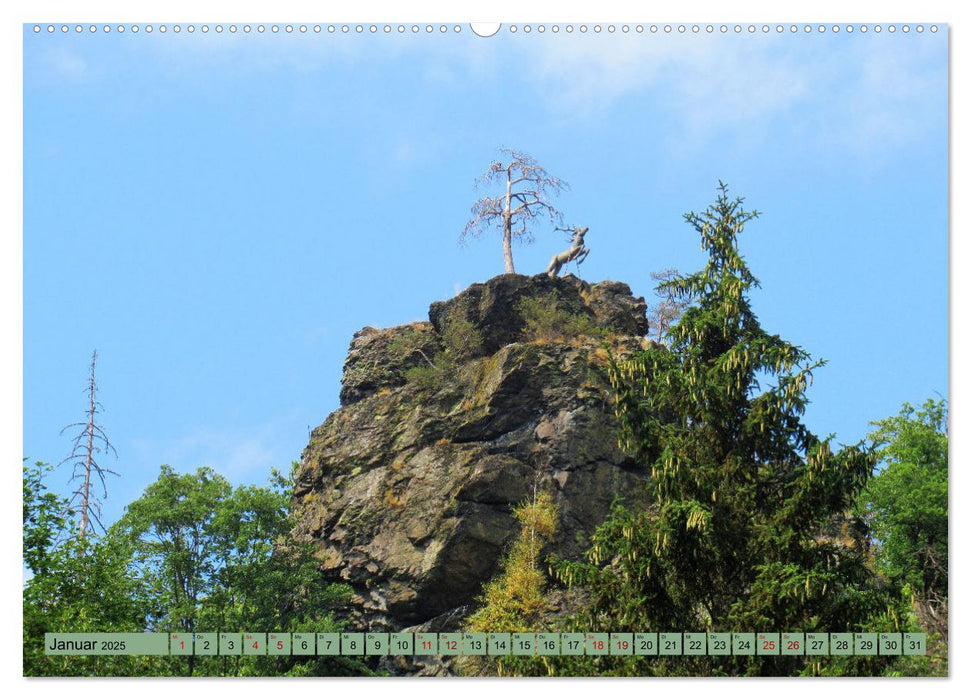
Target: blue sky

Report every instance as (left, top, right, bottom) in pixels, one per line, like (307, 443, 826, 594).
(22, 22, 947, 530)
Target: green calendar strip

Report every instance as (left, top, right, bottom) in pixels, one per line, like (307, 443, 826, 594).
(44, 633, 168, 655)
(44, 631, 927, 657)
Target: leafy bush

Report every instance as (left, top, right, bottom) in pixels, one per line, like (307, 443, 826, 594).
(404, 351, 457, 392)
(440, 314, 484, 357)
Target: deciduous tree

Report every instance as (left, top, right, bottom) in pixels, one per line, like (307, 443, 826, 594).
(859, 398, 948, 640)
(111, 464, 360, 676)
(23, 460, 153, 676)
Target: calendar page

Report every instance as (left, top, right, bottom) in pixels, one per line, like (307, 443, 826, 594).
(20, 3, 949, 682)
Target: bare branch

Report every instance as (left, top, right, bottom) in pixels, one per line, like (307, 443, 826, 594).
(60, 349, 119, 538)
(461, 148, 570, 273)
(510, 199, 543, 212)
(648, 268, 694, 344)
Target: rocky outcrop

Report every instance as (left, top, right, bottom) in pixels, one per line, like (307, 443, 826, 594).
(339, 322, 442, 405)
(292, 274, 652, 635)
(427, 273, 648, 360)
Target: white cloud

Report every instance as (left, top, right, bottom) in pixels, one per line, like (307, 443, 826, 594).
(521, 34, 805, 126)
(29, 26, 944, 160)
(517, 32, 944, 154)
(132, 421, 289, 484)
(827, 38, 946, 156)
(139, 30, 410, 81)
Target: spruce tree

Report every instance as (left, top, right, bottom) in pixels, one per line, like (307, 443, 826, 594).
(553, 184, 900, 676)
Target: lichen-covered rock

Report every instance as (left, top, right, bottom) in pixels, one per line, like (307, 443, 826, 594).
(582, 280, 649, 337)
(292, 274, 652, 636)
(339, 322, 443, 405)
(428, 273, 647, 359)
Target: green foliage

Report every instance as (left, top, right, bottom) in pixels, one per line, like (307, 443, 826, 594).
(468, 491, 558, 633)
(112, 463, 362, 676)
(550, 184, 901, 676)
(441, 314, 484, 356)
(858, 398, 948, 670)
(386, 325, 440, 370)
(404, 350, 458, 392)
(401, 314, 479, 392)
(859, 398, 947, 597)
(23, 460, 70, 579)
(517, 296, 606, 342)
(23, 461, 363, 677)
(114, 465, 233, 634)
(466, 490, 558, 676)
(23, 460, 160, 676)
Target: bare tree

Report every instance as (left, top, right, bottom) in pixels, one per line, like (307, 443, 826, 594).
(649, 268, 692, 343)
(59, 349, 118, 538)
(461, 148, 568, 274)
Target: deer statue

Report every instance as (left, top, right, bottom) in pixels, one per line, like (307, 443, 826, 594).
(546, 226, 590, 277)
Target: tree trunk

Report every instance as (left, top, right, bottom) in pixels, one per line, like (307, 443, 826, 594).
(503, 169, 516, 274)
(79, 352, 97, 538)
(503, 226, 516, 274)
